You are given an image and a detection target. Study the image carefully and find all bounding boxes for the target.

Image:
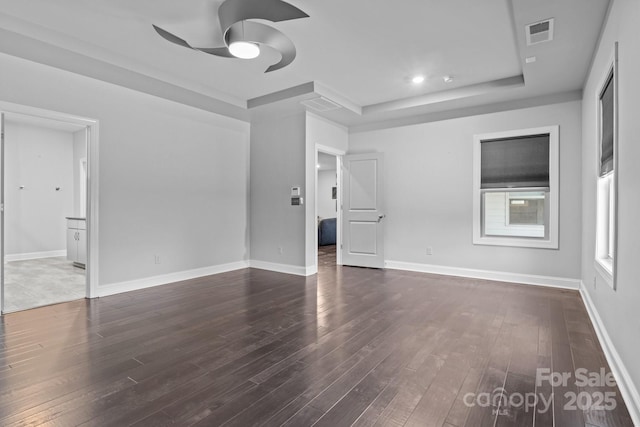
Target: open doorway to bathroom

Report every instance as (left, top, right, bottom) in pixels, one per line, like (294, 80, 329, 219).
(1, 112, 88, 313)
(317, 151, 339, 267)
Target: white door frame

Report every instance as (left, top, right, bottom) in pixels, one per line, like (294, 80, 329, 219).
(316, 144, 345, 266)
(0, 101, 99, 313)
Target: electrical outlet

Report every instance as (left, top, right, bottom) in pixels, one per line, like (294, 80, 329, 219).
(593, 276, 597, 289)
(278, 247, 284, 255)
(426, 246, 433, 256)
(154, 255, 161, 264)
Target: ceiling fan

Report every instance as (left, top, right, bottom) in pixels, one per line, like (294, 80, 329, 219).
(153, 0, 309, 72)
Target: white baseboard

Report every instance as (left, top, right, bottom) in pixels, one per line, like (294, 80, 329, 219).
(384, 260, 580, 290)
(579, 282, 640, 425)
(5, 250, 67, 262)
(97, 261, 249, 297)
(249, 260, 315, 277)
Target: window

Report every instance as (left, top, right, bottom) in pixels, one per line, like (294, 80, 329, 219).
(508, 192, 545, 226)
(473, 126, 559, 248)
(595, 45, 618, 289)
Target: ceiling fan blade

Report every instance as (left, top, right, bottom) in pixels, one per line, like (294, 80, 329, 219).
(152, 25, 194, 50)
(258, 28, 296, 73)
(196, 47, 235, 58)
(264, 39, 295, 73)
(227, 21, 297, 72)
(154, 0, 308, 71)
(218, 0, 309, 34)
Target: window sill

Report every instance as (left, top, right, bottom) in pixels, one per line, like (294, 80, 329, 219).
(473, 235, 558, 249)
(594, 258, 615, 289)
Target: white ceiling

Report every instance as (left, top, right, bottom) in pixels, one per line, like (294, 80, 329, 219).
(0, 0, 610, 129)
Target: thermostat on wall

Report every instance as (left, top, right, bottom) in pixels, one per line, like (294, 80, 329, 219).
(291, 186, 301, 196)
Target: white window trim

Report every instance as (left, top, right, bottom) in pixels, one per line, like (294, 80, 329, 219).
(472, 125, 559, 249)
(595, 175, 614, 286)
(594, 43, 618, 290)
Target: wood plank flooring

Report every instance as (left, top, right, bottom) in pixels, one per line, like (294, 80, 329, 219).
(0, 262, 633, 426)
(317, 245, 337, 267)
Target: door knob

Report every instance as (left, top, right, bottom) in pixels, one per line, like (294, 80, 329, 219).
(377, 214, 386, 222)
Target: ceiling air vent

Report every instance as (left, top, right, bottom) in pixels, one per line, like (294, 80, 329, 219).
(301, 96, 342, 112)
(526, 18, 554, 46)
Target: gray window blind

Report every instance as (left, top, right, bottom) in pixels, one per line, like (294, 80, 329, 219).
(481, 134, 550, 189)
(600, 72, 614, 176)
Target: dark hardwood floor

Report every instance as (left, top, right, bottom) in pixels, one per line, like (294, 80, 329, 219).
(318, 245, 337, 267)
(0, 260, 633, 426)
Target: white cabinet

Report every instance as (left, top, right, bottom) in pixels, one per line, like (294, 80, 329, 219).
(66, 218, 86, 268)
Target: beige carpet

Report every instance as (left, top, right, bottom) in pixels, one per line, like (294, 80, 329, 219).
(3, 257, 85, 313)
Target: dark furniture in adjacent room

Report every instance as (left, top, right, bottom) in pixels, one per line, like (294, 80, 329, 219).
(318, 217, 336, 246)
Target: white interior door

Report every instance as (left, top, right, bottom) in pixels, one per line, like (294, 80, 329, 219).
(342, 152, 385, 268)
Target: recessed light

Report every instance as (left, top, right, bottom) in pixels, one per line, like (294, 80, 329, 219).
(443, 75, 453, 83)
(525, 56, 537, 63)
(411, 75, 425, 84)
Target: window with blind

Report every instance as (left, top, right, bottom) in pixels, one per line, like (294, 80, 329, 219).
(595, 46, 618, 289)
(600, 72, 615, 176)
(473, 126, 559, 248)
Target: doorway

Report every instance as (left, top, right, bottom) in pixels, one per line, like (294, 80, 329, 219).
(316, 149, 342, 268)
(0, 104, 99, 314)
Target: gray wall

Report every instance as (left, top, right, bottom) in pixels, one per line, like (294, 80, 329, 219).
(581, 0, 640, 410)
(349, 100, 582, 279)
(0, 52, 250, 287)
(4, 120, 74, 255)
(249, 112, 346, 273)
(250, 113, 306, 267)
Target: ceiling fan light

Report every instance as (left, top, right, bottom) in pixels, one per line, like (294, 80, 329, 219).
(229, 41, 260, 59)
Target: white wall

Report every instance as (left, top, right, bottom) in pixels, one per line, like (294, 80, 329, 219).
(4, 120, 74, 256)
(250, 112, 307, 271)
(0, 53, 250, 288)
(317, 169, 337, 220)
(580, 0, 640, 419)
(306, 113, 348, 153)
(72, 129, 87, 217)
(349, 100, 582, 280)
